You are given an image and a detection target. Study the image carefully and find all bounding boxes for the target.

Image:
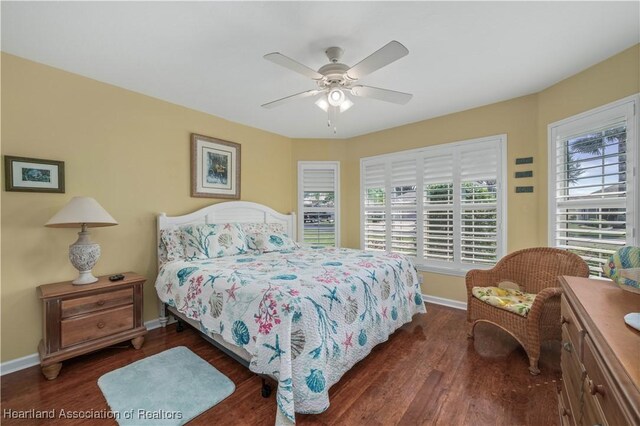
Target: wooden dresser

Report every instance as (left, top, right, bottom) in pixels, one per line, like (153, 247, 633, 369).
(37, 272, 147, 380)
(559, 276, 640, 426)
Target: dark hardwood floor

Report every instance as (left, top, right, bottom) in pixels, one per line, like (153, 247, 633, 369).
(1, 304, 561, 425)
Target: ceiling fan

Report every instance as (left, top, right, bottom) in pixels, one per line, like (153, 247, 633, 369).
(261, 41, 413, 134)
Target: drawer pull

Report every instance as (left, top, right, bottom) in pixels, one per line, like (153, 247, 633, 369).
(562, 341, 572, 352)
(561, 316, 569, 325)
(97, 321, 106, 329)
(96, 300, 106, 306)
(588, 379, 605, 396)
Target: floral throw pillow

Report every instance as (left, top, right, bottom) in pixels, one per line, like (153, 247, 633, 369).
(240, 223, 296, 253)
(159, 228, 185, 264)
(181, 223, 248, 260)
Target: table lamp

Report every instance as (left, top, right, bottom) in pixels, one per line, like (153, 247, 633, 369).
(45, 196, 118, 285)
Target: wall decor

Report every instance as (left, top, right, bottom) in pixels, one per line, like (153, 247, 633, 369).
(4, 155, 65, 193)
(515, 157, 534, 165)
(191, 133, 241, 199)
(515, 171, 533, 178)
(516, 186, 534, 193)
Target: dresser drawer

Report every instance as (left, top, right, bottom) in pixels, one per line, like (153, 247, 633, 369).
(583, 335, 627, 426)
(561, 327, 585, 401)
(61, 305, 133, 348)
(61, 288, 133, 318)
(561, 296, 584, 359)
(582, 377, 607, 426)
(559, 380, 577, 426)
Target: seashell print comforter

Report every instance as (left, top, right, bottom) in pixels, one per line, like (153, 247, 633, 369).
(155, 247, 426, 424)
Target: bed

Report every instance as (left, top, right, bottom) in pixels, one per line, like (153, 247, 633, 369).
(155, 201, 426, 423)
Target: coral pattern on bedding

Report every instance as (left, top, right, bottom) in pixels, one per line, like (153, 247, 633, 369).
(181, 223, 248, 260)
(155, 247, 425, 423)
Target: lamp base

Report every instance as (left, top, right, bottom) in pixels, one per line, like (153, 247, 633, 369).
(69, 229, 101, 286)
(73, 271, 99, 285)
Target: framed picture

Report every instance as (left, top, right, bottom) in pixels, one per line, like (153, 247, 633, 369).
(4, 156, 65, 193)
(191, 133, 241, 199)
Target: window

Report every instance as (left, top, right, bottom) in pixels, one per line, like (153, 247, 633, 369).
(548, 95, 638, 277)
(298, 161, 340, 247)
(361, 135, 506, 275)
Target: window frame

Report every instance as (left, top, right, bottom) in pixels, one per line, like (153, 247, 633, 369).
(298, 161, 340, 247)
(360, 134, 507, 276)
(547, 94, 639, 274)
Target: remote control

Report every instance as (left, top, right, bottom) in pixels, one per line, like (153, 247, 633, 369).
(109, 274, 125, 281)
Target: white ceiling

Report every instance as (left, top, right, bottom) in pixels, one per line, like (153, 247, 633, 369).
(2, 2, 639, 139)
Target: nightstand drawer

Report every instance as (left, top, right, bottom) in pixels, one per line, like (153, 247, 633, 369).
(61, 305, 133, 348)
(61, 288, 133, 318)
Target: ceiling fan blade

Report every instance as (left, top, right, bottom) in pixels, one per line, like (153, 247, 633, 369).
(264, 52, 324, 80)
(261, 89, 323, 109)
(346, 41, 409, 80)
(350, 85, 413, 105)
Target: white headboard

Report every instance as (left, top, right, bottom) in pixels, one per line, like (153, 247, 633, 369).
(157, 201, 296, 260)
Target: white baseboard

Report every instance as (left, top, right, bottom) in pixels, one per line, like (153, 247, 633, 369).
(0, 353, 41, 376)
(0, 318, 163, 376)
(422, 294, 467, 311)
(144, 317, 163, 331)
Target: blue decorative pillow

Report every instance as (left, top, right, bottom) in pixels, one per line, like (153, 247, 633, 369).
(181, 223, 248, 260)
(602, 246, 640, 289)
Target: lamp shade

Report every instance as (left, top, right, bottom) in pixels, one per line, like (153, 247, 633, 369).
(45, 196, 118, 228)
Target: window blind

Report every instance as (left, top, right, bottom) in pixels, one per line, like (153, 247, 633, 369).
(390, 158, 418, 256)
(423, 153, 454, 261)
(299, 162, 339, 247)
(363, 162, 386, 251)
(549, 100, 637, 277)
(460, 147, 499, 265)
(361, 135, 506, 273)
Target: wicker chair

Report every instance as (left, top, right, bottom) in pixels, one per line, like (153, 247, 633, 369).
(466, 247, 589, 375)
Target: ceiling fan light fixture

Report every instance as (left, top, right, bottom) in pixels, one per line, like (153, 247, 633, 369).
(315, 96, 329, 112)
(327, 87, 345, 106)
(340, 98, 354, 113)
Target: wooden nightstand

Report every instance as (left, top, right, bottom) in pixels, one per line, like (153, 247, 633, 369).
(37, 272, 147, 380)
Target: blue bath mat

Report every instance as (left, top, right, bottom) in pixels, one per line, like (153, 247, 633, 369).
(98, 346, 235, 425)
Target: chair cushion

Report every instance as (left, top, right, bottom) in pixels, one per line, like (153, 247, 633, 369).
(472, 286, 536, 317)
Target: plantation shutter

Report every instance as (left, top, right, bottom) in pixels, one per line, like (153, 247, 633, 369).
(459, 146, 500, 265)
(552, 118, 630, 276)
(390, 158, 418, 256)
(360, 135, 506, 273)
(363, 162, 386, 251)
(423, 153, 454, 261)
(299, 163, 338, 247)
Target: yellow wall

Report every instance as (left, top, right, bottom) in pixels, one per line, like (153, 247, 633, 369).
(1, 53, 293, 362)
(2, 44, 638, 363)
(536, 44, 640, 243)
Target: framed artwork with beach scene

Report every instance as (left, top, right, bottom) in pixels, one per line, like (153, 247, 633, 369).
(4, 156, 65, 193)
(191, 133, 241, 199)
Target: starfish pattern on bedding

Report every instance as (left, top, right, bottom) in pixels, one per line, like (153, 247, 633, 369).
(226, 282, 239, 301)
